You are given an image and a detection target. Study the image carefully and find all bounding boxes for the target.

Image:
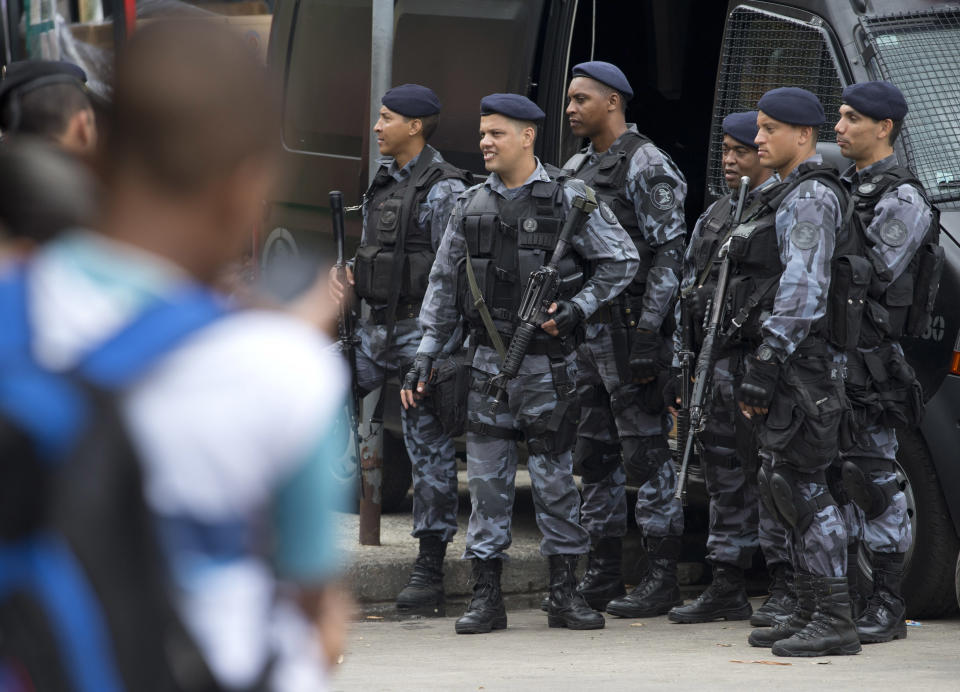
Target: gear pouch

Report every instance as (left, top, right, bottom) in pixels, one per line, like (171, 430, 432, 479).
(827, 255, 871, 350)
(354, 245, 394, 302)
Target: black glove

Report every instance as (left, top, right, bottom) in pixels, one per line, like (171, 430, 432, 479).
(738, 354, 781, 409)
(662, 367, 683, 410)
(551, 300, 584, 338)
(629, 329, 663, 380)
(402, 354, 435, 396)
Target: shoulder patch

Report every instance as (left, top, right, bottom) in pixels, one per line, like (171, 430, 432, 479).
(650, 181, 676, 211)
(599, 200, 619, 225)
(790, 221, 820, 250)
(879, 218, 908, 247)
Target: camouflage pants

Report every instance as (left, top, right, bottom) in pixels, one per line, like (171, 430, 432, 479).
(464, 347, 589, 560)
(761, 451, 847, 577)
(839, 423, 912, 554)
(575, 325, 683, 543)
(356, 318, 459, 542)
(699, 353, 759, 569)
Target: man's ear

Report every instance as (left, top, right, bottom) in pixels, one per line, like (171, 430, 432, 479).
(61, 108, 97, 155)
(408, 117, 423, 138)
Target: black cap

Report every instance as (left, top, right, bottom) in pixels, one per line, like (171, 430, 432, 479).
(0, 60, 87, 105)
(757, 87, 825, 126)
(841, 81, 907, 121)
(381, 83, 441, 117)
(480, 93, 545, 121)
(722, 111, 759, 148)
(571, 61, 633, 100)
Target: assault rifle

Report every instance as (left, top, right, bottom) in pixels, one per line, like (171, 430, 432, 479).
(675, 175, 750, 500)
(331, 189, 364, 494)
(487, 190, 598, 405)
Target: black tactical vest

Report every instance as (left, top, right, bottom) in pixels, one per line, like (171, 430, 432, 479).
(457, 170, 585, 347)
(723, 162, 854, 346)
(684, 194, 733, 345)
(569, 131, 654, 296)
(851, 166, 942, 342)
(353, 153, 470, 304)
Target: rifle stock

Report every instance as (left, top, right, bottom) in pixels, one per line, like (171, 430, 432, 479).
(675, 176, 750, 500)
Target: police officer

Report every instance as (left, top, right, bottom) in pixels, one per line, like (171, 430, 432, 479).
(561, 61, 687, 618)
(330, 84, 470, 612)
(0, 60, 96, 156)
(735, 87, 859, 657)
(666, 112, 785, 624)
(834, 81, 933, 644)
(403, 93, 638, 634)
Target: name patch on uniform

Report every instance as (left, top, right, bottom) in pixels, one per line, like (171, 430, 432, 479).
(790, 221, 820, 250)
(880, 218, 908, 247)
(599, 200, 618, 225)
(651, 182, 676, 211)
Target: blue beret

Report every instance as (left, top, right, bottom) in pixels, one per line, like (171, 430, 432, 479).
(480, 93, 545, 122)
(381, 84, 441, 117)
(757, 87, 825, 126)
(842, 81, 907, 121)
(0, 60, 86, 105)
(722, 111, 759, 148)
(571, 61, 633, 100)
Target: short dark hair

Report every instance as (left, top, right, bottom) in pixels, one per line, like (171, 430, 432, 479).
(888, 118, 903, 145)
(0, 82, 90, 139)
(104, 20, 278, 195)
(415, 113, 439, 141)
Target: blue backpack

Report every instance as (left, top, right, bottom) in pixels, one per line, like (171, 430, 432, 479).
(0, 267, 229, 692)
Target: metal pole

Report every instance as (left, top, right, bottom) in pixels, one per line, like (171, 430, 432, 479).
(358, 0, 394, 545)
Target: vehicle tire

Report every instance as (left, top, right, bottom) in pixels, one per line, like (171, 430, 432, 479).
(955, 550, 960, 611)
(381, 429, 413, 513)
(857, 427, 960, 618)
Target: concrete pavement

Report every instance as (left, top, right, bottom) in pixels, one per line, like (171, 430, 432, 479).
(332, 605, 960, 691)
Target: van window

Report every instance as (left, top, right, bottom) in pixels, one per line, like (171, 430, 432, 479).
(392, 0, 545, 173)
(283, 0, 371, 157)
(707, 5, 844, 198)
(861, 8, 960, 209)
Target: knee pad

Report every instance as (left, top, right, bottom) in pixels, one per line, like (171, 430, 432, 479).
(757, 464, 785, 525)
(841, 460, 897, 521)
(576, 438, 622, 484)
(769, 467, 835, 534)
(622, 437, 670, 487)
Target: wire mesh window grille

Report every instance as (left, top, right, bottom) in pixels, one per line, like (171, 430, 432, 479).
(861, 9, 960, 207)
(707, 6, 844, 198)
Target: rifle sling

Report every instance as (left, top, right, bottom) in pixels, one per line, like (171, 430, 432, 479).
(464, 241, 507, 363)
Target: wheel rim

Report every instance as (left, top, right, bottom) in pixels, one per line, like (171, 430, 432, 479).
(857, 460, 917, 578)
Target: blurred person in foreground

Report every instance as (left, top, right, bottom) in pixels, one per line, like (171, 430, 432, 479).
(8, 21, 351, 690)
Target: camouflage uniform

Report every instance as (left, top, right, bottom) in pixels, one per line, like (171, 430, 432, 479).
(354, 146, 467, 542)
(564, 126, 686, 544)
(417, 160, 639, 560)
(838, 154, 932, 556)
(743, 154, 848, 579)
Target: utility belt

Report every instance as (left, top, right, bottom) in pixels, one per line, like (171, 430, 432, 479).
(369, 301, 422, 325)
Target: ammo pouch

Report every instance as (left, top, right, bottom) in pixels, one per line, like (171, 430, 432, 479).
(844, 345, 923, 431)
(905, 242, 944, 338)
(826, 255, 871, 350)
(723, 275, 768, 344)
(757, 349, 846, 469)
(431, 346, 474, 438)
(354, 246, 434, 303)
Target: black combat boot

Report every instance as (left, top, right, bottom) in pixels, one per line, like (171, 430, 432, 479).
(856, 552, 907, 643)
(771, 575, 862, 657)
(605, 536, 682, 618)
(396, 536, 447, 611)
(749, 569, 815, 647)
(546, 555, 605, 630)
(847, 541, 868, 620)
(750, 562, 796, 627)
(668, 562, 752, 623)
(577, 537, 626, 611)
(455, 559, 507, 634)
